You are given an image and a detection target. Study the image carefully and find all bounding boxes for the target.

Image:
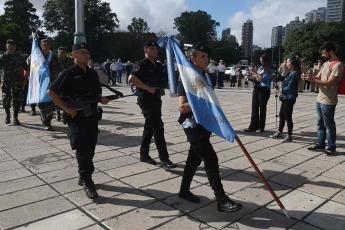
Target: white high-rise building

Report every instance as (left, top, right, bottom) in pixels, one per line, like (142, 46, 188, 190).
(271, 26, 283, 47)
(326, 0, 345, 21)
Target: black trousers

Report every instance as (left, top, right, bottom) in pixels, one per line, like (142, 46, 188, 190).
(180, 125, 225, 197)
(249, 86, 271, 131)
(279, 98, 296, 135)
(138, 92, 169, 160)
(68, 114, 98, 180)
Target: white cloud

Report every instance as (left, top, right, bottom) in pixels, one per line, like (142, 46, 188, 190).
(227, 0, 326, 48)
(104, 0, 188, 34)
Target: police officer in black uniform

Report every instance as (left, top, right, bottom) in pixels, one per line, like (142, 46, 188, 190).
(129, 41, 176, 169)
(177, 43, 242, 212)
(47, 43, 109, 199)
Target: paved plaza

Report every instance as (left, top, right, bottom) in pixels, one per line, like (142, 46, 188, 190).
(1, 83, 345, 230)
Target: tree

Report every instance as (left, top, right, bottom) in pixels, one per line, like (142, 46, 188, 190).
(1, 0, 40, 52)
(207, 39, 241, 65)
(43, 0, 119, 57)
(174, 10, 219, 43)
(127, 17, 150, 40)
(0, 17, 24, 50)
(284, 21, 345, 65)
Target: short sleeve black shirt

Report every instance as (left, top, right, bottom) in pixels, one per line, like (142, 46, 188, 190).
(131, 58, 167, 87)
(49, 64, 102, 99)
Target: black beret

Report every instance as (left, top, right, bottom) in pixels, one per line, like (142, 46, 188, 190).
(143, 40, 158, 48)
(191, 42, 211, 56)
(72, 43, 90, 52)
(6, 39, 16, 46)
(58, 47, 66, 52)
(40, 39, 50, 45)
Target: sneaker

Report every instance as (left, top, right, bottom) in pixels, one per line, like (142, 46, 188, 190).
(325, 147, 336, 156)
(270, 132, 282, 139)
(281, 135, 292, 143)
(307, 144, 325, 151)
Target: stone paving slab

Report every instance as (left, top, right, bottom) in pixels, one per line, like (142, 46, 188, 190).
(304, 201, 345, 230)
(15, 209, 95, 230)
(1, 87, 345, 229)
(0, 196, 75, 229)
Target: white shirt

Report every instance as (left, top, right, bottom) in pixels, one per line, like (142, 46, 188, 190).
(208, 65, 217, 73)
(217, 65, 226, 72)
(110, 63, 117, 71)
(230, 69, 236, 76)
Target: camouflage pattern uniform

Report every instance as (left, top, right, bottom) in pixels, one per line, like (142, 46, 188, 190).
(59, 55, 75, 71)
(0, 51, 29, 112)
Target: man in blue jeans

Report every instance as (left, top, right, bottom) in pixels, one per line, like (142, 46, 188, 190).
(303, 41, 344, 155)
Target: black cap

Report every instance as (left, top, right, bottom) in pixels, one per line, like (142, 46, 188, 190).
(184, 46, 191, 51)
(72, 43, 90, 52)
(191, 42, 211, 56)
(143, 40, 158, 49)
(58, 47, 66, 52)
(40, 39, 50, 45)
(6, 39, 16, 46)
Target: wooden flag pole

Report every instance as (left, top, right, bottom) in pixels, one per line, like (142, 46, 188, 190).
(235, 135, 290, 218)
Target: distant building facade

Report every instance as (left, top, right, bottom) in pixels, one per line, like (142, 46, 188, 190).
(326, 0, 345, 21)
(305, 7, 327, 23)
(241, 19, 253, 58)
(271, 26, 283, 47)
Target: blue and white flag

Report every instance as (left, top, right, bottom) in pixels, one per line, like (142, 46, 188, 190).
(157, 35, 179, 96)
(27, 37, 51, 104)
(158, 35, 237, 142)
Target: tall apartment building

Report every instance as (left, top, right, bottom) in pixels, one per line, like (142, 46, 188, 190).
(305, 7, 327, 23)
(326, 0, 345, 21)
(282, 17, 305, 45)
(222, 28, 231, 39)
(271, 26, 283, 47)
(241, 19, 253, 58)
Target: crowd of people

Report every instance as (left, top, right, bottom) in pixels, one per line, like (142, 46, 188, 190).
(0, 38, 344, 213)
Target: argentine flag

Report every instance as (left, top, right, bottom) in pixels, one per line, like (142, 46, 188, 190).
(158, 36, 237, 142)
(27, 37, 51, 104)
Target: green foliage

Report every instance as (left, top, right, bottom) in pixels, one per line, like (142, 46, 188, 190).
(42, 0, 119, 59)
(1, 0, 40, 53)
(174, 10, 219, 43)
(127, 17, 150, 39)
(284, 21, 345, 66)
(207, 39, 241, 65)
(0, 17, 24, 50)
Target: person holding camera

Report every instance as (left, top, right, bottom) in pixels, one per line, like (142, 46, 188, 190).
(302, 41, 344, 155)
(244, 54, 273, 133)
(270, 56, 300, 142)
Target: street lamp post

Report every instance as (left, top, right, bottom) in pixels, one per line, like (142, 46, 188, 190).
(74, 0, 86, 43)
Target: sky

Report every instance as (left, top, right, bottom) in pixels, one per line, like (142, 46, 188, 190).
(0, 0, 327, 48)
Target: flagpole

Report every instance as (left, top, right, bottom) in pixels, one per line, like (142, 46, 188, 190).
(235, 135, 290, 218)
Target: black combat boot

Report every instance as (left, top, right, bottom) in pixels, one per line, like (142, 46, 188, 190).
(20, 105, 25, 113)
(56, 110, 61, 121)
(216, 192, 242, 212)
(5, 109, 10, 124)
(31, 106, 36, 116)
(13, 111, 20, 125)
(83, 178, 98, 199)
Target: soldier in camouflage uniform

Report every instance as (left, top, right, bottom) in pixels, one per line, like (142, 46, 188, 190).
(29, 39, 63, 130)
(0, 39, 29, 125)
(56, 47, 75, 121)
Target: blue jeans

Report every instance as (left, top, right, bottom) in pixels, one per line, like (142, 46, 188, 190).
(117, 70, 122, 82)
(316, 102, 336, 148)
(126, 72, 130, 84)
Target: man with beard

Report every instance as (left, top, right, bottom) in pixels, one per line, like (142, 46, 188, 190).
(303, 41, 344, 155)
